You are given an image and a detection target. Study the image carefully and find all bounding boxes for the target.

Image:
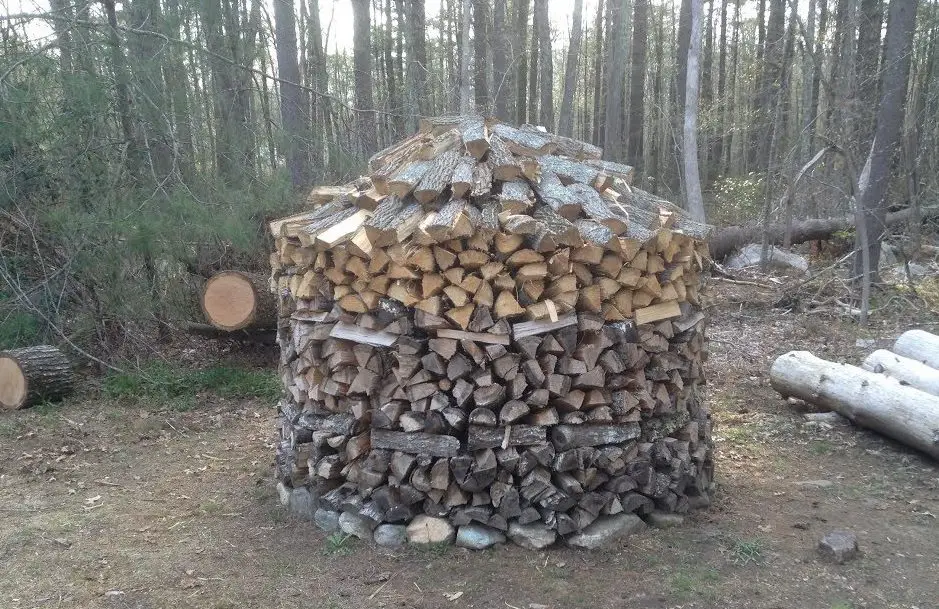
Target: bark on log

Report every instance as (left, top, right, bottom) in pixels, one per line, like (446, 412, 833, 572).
(0, 345, 74, 410)
(770, 351, 939, 460)
(893, 330, 939, 370)
(709, 207, 938, 261)
(862, 349, 939, 397)
(201, 271, 277, 331)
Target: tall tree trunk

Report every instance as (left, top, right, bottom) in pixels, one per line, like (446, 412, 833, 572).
(384, 0, 402, 137)
(676, 0, 692, 114)
(459, 0, 473, 112)
(474, 0, 490, 111)
(535, 0, 554, 131)
(812, 0, 828, 139)
(755, 0, 785, 169)
(853, 0, 918, 277)
(515, 0, 531, 124)
(855, 0, 884, 146)
(274, 0, 309, 188)
(684, 0, 706, 221)
(603, 0, 628, 162)
(558, 0, 584, 137)
(352, 0, 376, 153)
(404, 0, 428, 130)
(164, 0, 196, 182)
(102, 0, 140, 175)
(799, 0, 817, 163)
(307, 0, 329, 173)
(528, 1, 541, 123)
(590, 0, 605, 145)
(492, 0, 510, 118)
(714, 0, 728, 169)
(627, 0, 648, 164)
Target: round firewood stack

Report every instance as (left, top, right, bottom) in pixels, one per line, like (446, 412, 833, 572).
(0, 345, 74, 410)
(201, 271, 277, 331)
(268, 116, 714, 549)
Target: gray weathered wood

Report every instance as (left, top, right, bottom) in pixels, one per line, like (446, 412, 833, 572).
(863, 349, 939, 397)
(893, 330, 939, 370)
(467, 425, 548, 449)
(550, 424, 641, 450)
(770, 350, 939, 460)
(370, 429, 461, 457)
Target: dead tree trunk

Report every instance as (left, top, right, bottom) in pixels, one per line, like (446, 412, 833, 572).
(862, 349, 939, 397)
(893, 330, 939, 369)
(771, 351, 939, 460)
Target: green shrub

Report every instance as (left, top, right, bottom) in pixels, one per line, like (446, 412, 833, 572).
(0, 306, 41, 350)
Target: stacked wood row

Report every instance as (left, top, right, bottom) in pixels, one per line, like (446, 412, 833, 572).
(269, 117, 714, 548)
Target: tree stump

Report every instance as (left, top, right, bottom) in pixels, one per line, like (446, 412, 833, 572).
(201, 271, 277, 331)
(0, 345, 74, 410)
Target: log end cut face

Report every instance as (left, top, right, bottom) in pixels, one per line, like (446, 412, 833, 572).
(0, 356, 27, 410)
(203, 272, 260, 331)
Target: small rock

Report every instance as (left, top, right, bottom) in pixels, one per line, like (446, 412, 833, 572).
(313, 508, 340, 533)
(566, 513, 646, 549)
(818, 531, 859, 564)
(855, 338, 877, 349)
(507, 522, 556, 550)
(374, 524, 408, 547)
(288, 487, 315, 520)
(406, 515, 455, 544)
(339, 511, 377, 540)
(646, 511, 685, 529)
(456, 524, 506, 550)
(796, 479, 834, 488)
(275, 481, 291, 506)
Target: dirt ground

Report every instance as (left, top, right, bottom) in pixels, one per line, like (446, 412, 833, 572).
(2, 280, 938, 609)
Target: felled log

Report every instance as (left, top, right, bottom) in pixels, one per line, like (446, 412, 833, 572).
(893, 330, 939, 370)
(709, 207, 938, 261)
(201, 271, 277, 331)
(770, 351, 939, 460)
(862, 349, 939, 397)
(0, 345, 74, 410)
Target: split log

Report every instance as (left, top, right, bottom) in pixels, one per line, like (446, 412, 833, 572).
(862, 349, 939, 397)
(893, 330, 939, 370)
(770, 351, 939, 460)
(0, 345, 74, 410)
(201, 271, 277, 331)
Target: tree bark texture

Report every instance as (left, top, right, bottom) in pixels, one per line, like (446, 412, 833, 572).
(558, 0, 584, 138)
(352, 0, 377, 154)
(0, 346, 74, 410)
(603, 0, 628, 162)
(683, 0, 706, 222)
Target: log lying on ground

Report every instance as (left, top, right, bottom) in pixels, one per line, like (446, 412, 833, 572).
(770, 351, 939, 460)
(893, 330, 939, 370)
(201, 271, 277, 331)
(709, 207, 939, 261)
(862, 349, 939, 397)
(0, 345, 74, 410)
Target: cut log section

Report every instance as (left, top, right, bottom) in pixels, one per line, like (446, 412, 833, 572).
(893, 330, 939, 370)
(0, 345, 74, 410)
(201, 271, 277, 331)
(770, 351, 939, 460)
(862, 349, 939, 397)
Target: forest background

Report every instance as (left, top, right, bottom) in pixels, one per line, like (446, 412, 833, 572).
(1, 0, 935, 362)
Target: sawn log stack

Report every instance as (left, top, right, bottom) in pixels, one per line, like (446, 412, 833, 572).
(268, 116, 714, 549)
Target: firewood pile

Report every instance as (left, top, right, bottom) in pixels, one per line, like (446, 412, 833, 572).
(268, 116, 714, 549)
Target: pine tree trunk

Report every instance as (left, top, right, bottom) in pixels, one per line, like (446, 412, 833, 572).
(684, 0, 706, 222)
(627, 0, 648, 164)
(474, 0, 490, 112)
(590, 0, 605, 146)
(492, 0, 510, 118)
(558, 0, 584, 137)
(274, 0, 309, 188)
(459, 0, 473, 112)
(352, 0, 377, 153)
(404, 0, 428, 130)
(535, 0, 554, 131)
(515, 0, 530, 124)
(603, 0, 628, 162)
